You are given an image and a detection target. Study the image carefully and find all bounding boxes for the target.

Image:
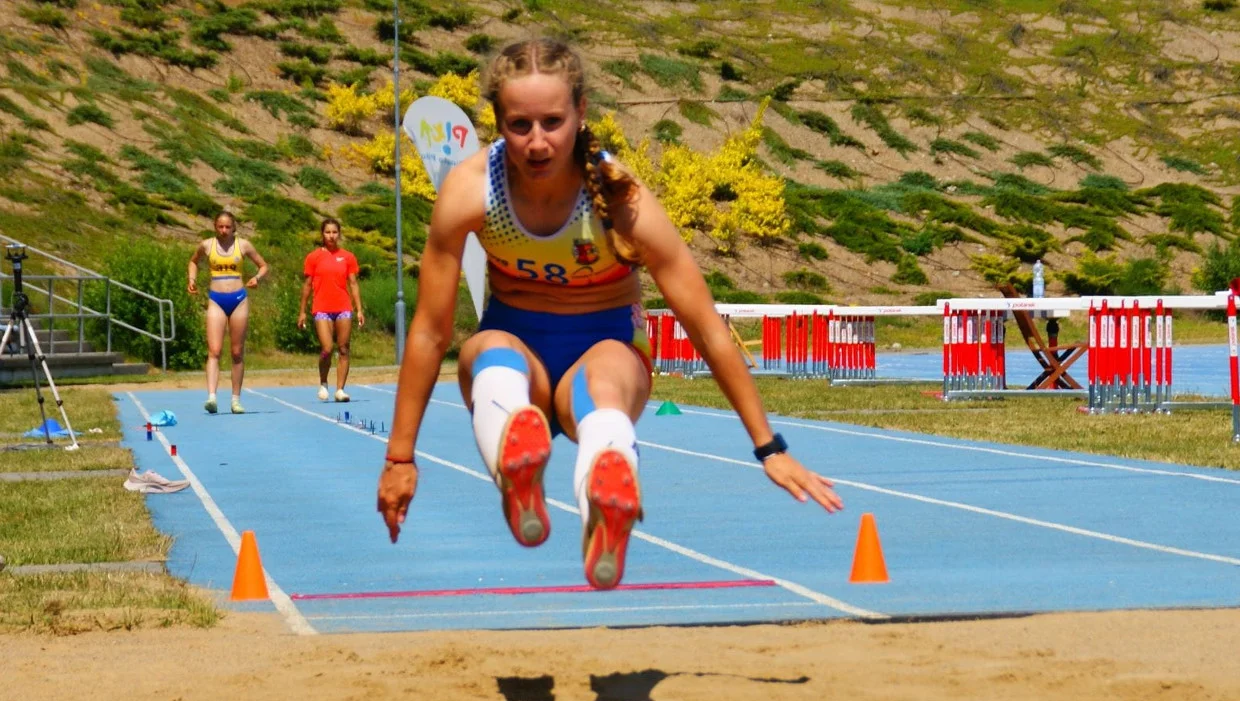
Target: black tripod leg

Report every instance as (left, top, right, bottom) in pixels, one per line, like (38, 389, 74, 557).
(21, 316, 79, 450)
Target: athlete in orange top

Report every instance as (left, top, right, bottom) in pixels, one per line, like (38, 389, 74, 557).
(298, 218, 364, 403)
(378, 39, 842, 589)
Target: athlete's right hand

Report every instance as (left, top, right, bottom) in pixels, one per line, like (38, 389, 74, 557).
(377, 460, 418, 543)
(187, 280, 197, 295)
(296, 312, 306, 330)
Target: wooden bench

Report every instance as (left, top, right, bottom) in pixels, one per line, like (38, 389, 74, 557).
(997, 283, 1086, 390)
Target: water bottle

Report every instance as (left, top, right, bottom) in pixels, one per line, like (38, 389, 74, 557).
(1032, 259, 1045, 298)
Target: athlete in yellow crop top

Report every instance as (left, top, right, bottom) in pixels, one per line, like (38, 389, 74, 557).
(188, 212, 269, 415)
(379, 39, 842, 591)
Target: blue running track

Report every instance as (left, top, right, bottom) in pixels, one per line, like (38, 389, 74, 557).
(116, 382, 1240, 635)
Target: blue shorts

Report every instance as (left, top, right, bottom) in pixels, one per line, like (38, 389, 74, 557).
(208, 288, 248, 317)
(479, 298, 652, 435)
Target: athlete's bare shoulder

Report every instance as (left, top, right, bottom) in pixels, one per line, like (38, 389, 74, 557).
(431, 148, 489, 235)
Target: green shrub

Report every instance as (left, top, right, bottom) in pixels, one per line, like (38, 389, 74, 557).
(961, 131, 1000, 151)
(913, 290, 953, 306)
(762, 127, 811, 164)
(1079, 174, 1128, 190)
(678, 100, 716, 126)
(296, 166, 344, 199)
(850, 103, 917, 155)
(930, 138, 980, 159)
(243, 193, 318, 248)
(797, 241, 828, 261)
(272, 275, 321, 353)
(1193, 238, 1240, 293)
(464, 33, 495, 54)
(1204, 0, 1237, 12)
(602, 59, 641, 90)
(1011, 151, 1054, 169)
(1162, 155, 1207, 175)
(782, 268, 829, 291)
(1003, 224, 1058, 262)
(892, 255, 928, 285)
(1060, 254, 1168, 296)
(85, 239, 206, 370)
(1047, 144, 1101, 170)
(280, 41, 333, 65)
(639, 54, 702, 91)
(653, 119, 682, 144)
(719, 61, 743, 81)
(816, 160, 857, 180)
(774, 290, 825, 305)
(277, 59, 328, 85)
(19, 5, 70, 29)
(970, 254, 1030, 293)
(66, 103, 114, 128)
(798, 110, 863, 149)
(676, 40, 718, 59)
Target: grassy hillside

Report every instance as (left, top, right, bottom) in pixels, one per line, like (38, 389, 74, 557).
(1, 0, 1239, 366)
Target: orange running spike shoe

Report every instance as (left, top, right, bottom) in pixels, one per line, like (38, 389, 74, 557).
(495, 406, 553, 547)
(582, 448, 643, 589)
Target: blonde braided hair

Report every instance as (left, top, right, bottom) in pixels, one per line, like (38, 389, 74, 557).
(484, 38, 642, 265)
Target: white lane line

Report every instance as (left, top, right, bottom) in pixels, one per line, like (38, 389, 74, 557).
(124, 392, 316, 636)
(641, 440, 1240, 568)
(649, 403, 1240, 486)
(307, 601, 820, 622)
(255, 386, 884, 619)
(379, 390, 1240, 566)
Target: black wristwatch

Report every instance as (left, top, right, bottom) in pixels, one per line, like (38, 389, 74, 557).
(753, 433, 788, 462)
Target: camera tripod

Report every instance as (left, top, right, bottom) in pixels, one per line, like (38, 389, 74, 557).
(2, 244, 78, 450)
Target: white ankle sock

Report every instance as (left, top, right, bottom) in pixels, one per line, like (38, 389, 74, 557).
(572, 408, 638, 524)
(470, 365, 531, 474)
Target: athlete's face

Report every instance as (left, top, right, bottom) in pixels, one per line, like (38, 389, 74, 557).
(321, 223, 340, 250)
(497, 73, 584, 182)
(214, 216, 235, 239)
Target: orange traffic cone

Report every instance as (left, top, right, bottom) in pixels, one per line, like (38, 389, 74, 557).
(230, 530, 270, 601)
(848, 513, 889, 584)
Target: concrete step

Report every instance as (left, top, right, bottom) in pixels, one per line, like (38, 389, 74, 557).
(0, 352, 150, 384)
(2, 339, 96, 355)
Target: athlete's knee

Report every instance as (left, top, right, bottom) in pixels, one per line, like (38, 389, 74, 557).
(319, 350, 332, 362)
(472, 346, 528, 378)
(337, 343, 350, 357)
(230, 352, 244, 365)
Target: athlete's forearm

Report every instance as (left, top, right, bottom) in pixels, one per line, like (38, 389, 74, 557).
(298, 279, 311, 314)
(350, 281, 363, 314)
(386, 328, 451, 461)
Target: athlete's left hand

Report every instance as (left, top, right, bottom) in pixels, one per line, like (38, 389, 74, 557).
(762, 453, 843, 513)
(357, 311, 366, 328)
(246, 277, 260, 289)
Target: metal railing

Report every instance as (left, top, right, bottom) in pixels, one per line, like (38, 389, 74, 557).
(0, 234, 176, 371)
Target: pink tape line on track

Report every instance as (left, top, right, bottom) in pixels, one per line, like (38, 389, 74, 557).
(290, 578, 777, 601)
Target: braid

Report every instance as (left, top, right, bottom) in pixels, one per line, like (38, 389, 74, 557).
(579, 125, 641, 265)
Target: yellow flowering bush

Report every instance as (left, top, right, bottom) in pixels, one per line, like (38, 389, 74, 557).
(345, 132, 437, 201)
(371, 79, 417, 117)
(325, 82, 379, 134)
(657, 144, 716, 239)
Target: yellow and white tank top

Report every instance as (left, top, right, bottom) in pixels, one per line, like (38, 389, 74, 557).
(478, 139, 634, 288)
(209, 238, 244, 280)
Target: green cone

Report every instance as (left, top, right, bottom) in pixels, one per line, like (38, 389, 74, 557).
(655, 401, 682, 416)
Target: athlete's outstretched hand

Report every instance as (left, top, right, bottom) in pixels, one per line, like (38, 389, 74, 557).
(762, 453, 843, 513)
(377, 460, 418, 543)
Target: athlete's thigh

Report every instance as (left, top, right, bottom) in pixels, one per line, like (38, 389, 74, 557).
(204, 302, 227, 354)
(333, 315, 353, 348)
(313, 317, 335, 351)
(457, 329, 552, 414)
(227, 298, 250, 351)
(553, 339, 651, 442)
